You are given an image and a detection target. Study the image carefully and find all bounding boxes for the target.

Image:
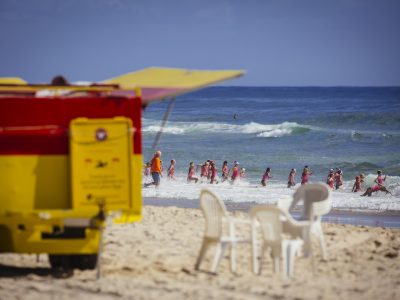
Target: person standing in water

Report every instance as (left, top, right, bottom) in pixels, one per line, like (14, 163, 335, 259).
(209, 161, 218, 184)
(199, 161, 209, 181)
(287, 168, 296, 188)
(359, 173, 366, 191)
(239, 168, 246, 180)
(144, 150, 162, 188)
(167, 159, 176, 180)
(301, 165, 312, 185)
(221, 161, 229, 182)
(335, 169, 343, 190)
(327, 173, 335, 189)
(375, 170, 387, 187)
(352, 176, 362, 192)
(187, 162, 199, 183)
(326, 169, 334, 184)
(261, 167, 272, 186)
(230, 161, 240, 183)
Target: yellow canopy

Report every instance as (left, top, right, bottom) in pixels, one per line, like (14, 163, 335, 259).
(104, 67, 245, 89)
(0, 67, 245, 103)
(0, 77, 27, 85)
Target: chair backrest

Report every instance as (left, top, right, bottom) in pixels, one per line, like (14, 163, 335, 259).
(251, 205, 283, 243)
(291, 183, 332, 220)
(199, 189, 229, 240)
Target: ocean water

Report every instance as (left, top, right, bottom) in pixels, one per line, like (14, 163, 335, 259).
(142, 87, 400, 212)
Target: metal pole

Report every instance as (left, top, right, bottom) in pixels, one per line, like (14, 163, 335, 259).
(152, 97, 175, 150)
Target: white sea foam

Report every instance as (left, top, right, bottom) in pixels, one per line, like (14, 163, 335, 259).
(143, 173, 400, 212)
(143, 119, 305, 138)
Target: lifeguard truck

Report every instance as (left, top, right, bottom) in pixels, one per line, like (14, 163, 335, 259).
(0, 67, 244, 271)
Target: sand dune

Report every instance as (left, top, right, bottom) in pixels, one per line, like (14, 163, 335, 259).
(0, 205, 399, 300)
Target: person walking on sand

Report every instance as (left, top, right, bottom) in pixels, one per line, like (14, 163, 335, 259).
(144, 150, 162, 188)
(261, 167, 272, 186)
(221, 161, 229, 182)
(352, 176, 362, 192)
(301, 165, 312, 185)
(167, 159, 176, 180)
(287, 168, 296, 188)
(187, 162, 199, 183)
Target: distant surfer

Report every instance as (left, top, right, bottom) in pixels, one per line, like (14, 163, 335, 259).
(233, 113, 238, 120)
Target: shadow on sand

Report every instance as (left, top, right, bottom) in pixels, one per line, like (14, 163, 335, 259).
(0, 263, 74, 278)
(0, 263, 53, 278)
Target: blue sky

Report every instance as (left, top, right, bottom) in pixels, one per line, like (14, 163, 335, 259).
(1, 0, 399, 86)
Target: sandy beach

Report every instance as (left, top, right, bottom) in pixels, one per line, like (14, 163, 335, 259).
(0, 204, 399, 300)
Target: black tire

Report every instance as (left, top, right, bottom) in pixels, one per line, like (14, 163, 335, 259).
(70, 254, 98, 270)
(48, 254, 71, 269)
(48, 254, 98, 270)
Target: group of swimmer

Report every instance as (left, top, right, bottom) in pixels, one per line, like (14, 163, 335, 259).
(143, 151, 392, 196)
(144, 151, 246, 187)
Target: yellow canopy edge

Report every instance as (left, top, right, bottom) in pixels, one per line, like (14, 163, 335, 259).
(103, 67, 245, 89)
(0, 77, 27, 85)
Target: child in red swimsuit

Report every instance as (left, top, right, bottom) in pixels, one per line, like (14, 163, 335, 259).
(167, 159, 176, 180)
(261, 167, 271, 186)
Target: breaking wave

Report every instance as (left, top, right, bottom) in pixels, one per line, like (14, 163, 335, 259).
(143, 119, 310, 138)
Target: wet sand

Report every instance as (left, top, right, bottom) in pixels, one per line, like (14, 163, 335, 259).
(0, 204, 400, 300)
(144, 197, 400, 228)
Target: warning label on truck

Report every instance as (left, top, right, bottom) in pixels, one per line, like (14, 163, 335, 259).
(70, 118, 133, 210)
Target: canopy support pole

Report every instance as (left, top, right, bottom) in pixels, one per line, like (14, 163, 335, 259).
(152, 97, 175, 151)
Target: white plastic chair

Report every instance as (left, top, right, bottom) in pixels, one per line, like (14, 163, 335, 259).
(285, 183, 332, 259)
(251, 205, 306, 278)
(194, 189, 251, 273)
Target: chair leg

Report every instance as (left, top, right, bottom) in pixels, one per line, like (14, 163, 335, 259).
(286, 241, 300, 278)
(273, 256, 280, 274)
(315, 223, 327, 259)
(211, 242, 227, 273)
(251, 223, 259, 274)
(271, 245, 280, 274)
(194, 239, 209, 270)
(230, 242, 237, 273)
(302, 227, 312, 258)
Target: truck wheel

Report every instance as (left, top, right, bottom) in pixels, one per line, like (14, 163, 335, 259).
(48, 254, 71, 269)
(48, 254, 97, 270)
(70, 254, 98, 270)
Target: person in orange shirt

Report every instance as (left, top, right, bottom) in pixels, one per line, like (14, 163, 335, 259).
(145, 150, 162, 187)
